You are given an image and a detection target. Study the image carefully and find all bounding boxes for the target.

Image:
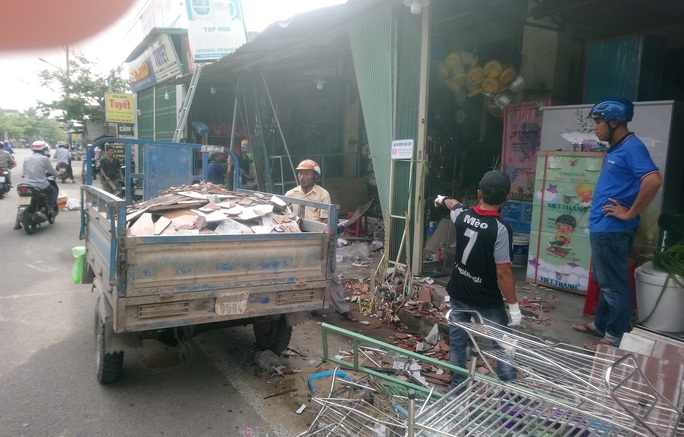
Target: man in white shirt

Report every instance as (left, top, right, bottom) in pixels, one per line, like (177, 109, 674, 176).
(285, 159, 358, 322)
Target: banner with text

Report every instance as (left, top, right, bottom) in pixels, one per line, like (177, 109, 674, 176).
(105, 93, 135, 123)
(128, 33, 182, 93)
(185, 0, 247, 61)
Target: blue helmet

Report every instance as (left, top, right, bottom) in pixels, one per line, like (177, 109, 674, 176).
(588, 97, 634, 123)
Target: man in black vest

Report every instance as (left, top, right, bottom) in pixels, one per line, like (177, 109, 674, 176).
(435, 170, 521, 389)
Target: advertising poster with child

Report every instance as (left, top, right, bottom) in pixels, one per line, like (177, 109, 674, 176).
(527, 152, 604, 294)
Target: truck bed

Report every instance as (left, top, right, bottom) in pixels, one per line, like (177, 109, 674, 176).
(82, 185, 336, 333)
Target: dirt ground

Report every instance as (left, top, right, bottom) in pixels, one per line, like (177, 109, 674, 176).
(189, 249, 403, 437)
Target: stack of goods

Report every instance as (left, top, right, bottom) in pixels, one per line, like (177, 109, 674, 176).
(436, 50, 522, 120)
(124, 183, 300, 236)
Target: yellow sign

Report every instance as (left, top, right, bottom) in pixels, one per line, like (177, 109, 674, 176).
(105, 93, 135, 123)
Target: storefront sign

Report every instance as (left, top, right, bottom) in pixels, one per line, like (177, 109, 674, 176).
(128, 34, 182, 92)
(391, 139, 414, 160)
(185, 0, 247, 61)
(117, 123, 135, 138)
(105, 93, 135, 123)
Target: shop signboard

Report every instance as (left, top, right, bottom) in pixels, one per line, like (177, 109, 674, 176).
(128, 34, 182, 93)
(527, 152, 604, 294)
(185, 0, 247, 61)
(105, 93, 135, 123)
(117, 123, 135, 138)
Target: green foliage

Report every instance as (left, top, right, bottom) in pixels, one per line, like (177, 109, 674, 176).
(0, 109, 64, 146)
(37, 52, 130, 134)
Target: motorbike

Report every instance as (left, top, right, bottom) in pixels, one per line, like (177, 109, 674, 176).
(0, 167, 11, 198)
(16, 176, 59, 235)
(56, 162, 70, 183)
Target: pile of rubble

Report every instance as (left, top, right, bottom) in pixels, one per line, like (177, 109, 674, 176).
(124, 183, 300, 236)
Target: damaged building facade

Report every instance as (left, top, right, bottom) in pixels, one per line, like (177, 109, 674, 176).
(124, 0, 684, 273)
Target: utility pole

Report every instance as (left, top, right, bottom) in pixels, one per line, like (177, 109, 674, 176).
(65, 44, 71, 146)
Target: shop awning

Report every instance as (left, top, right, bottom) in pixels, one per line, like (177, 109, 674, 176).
(197, 0, 395, 86)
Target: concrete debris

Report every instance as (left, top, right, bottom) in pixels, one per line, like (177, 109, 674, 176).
(254, 350, 286, 371)
(124, 183, 298, 236)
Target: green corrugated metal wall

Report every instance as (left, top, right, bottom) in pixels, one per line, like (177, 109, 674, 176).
(138, 88, 154, 140)
(136, 85, 177, 141)
(155, 84, 177, 141)
(350, 5, 423, 265)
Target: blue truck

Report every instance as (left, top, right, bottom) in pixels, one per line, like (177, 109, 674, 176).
(81, 139, 337, 383)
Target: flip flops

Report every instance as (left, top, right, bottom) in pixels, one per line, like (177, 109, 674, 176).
(572, 322, 604, 338)
(584, 338, 616, 352)
(338, 311, 359, 322)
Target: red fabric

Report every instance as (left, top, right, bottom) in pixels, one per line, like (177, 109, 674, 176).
(583, 260, 639, 315)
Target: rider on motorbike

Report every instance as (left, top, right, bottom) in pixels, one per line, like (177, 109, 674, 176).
(54, 143, 75, 182)
(0, 147, 15, 187)
(14, 141, 59, 230)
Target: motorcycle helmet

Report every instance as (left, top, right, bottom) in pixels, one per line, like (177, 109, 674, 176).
(295, 159, 321, 176)
(588, 97, 634, 124)
(31, 140, 48, 151)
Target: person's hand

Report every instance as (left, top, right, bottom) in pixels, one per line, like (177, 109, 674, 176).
(434, 195, 450, 208)
(602, 198, 632, 221)
(507, 303, 522, 327)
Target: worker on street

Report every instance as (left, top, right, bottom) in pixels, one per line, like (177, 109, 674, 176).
(285, 159, 359, 322)
(99, 147, 123, 194)
(435, 170, 520, 389)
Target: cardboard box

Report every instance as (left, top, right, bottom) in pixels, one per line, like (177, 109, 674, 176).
(57, 192, 67, 211)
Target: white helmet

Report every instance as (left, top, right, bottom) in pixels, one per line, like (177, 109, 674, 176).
(31, 140, 48, 152)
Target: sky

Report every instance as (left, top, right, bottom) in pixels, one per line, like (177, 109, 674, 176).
(0, 0, 346, 111)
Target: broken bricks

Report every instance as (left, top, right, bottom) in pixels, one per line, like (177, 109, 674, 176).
(125, 183, 300, 237)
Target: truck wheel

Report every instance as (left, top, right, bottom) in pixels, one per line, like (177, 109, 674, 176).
(95, 305, 124, 384)
(253, 315, 292, 354)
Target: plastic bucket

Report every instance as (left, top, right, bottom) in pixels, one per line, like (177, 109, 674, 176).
(511, 233, 530, 268)
(72, 246, 86, 284)
(635, 262, 684, 332)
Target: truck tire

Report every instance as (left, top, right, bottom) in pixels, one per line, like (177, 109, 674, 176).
(95, 303, 124, 384)
(253, 315, 292, 354)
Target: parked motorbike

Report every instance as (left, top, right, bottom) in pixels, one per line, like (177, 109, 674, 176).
(0, 167, 11, 198)
(16, 177, 59, 235)
(56, 162, 69, 183)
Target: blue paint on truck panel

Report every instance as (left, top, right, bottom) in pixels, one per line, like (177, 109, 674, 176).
(216, 263, 236, 271)
(250, 296, 271, 304)
(176, 267, 192, 275)
(177, 284, 216, 292)
(259, 260, 280, 270)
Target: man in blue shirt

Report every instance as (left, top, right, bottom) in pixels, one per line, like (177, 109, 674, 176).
(573, 98, 662, 350)
(3, 140, 14, 154)
(207, 152, 228, 185)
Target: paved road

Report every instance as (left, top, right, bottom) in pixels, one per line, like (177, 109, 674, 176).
(0, 148, 282, 437)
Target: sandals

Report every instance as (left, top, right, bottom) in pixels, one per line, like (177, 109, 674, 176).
(338, 311, 359, 322)
(584, 338, 616, 352)
(572, 322, 604, 338)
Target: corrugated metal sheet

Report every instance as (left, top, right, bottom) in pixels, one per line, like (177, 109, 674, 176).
(154, 84, 177, 141)
(138, 88, 154, 140)
(351, 6, 423, 264)
(349, 11, 394, 215)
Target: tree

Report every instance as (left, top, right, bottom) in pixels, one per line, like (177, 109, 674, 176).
(37, 52, 130, 137)
(0, 109, 64, 146)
